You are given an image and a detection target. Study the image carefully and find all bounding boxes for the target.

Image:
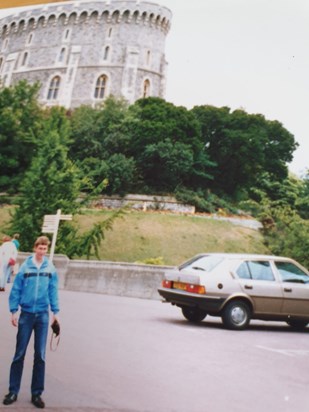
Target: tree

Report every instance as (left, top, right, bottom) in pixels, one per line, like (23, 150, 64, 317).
(295, 170, 309, 219)
(0, 81, 43, 192)
(9, 107, 82, 251)
(69, 97, 130, 162)
(191, 105, 298, 199)
(105, 154, 136, 196)
(126, 97, 214, 192)
(140, 139, 194, 191)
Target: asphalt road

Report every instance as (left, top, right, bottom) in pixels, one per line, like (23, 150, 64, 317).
(0, 286, 309, 412)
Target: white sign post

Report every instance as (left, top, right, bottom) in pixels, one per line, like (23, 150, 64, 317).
(42, 209, 72, 262)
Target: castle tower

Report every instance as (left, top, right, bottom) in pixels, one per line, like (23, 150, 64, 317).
(0, 1, 172, 107)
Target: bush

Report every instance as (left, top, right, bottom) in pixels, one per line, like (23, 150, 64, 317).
(175, 188, 238, 214)
(262, 206, 309, 268)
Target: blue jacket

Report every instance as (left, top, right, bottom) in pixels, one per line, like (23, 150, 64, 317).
(9, 255, 59, 315)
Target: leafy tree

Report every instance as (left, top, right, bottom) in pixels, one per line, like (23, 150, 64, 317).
(68, 105, 102, 160)
(0, 81, 43, 192)
(69, 97, 130, 162)
(9, 107, 82, 251)
(295, 170, 309, 219)
(126, 97, 214, 192)
(191, 105, 298, 198)
(105, 153, 136, 196)
(140, 139, 194, 191)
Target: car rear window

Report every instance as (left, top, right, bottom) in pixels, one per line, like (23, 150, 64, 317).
(181, 255, 223, 272)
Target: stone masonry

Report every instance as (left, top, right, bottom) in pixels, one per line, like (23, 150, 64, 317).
(0, 0, 172, 107)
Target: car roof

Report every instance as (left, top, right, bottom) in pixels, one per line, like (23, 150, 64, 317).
(194, 253, 294, 261)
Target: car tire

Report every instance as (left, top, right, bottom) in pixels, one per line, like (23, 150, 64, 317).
(286, 320, 308, 330)
(222, 300, 251, 330)
(181, 307, 207, 323)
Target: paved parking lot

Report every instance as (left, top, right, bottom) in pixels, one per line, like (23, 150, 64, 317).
(1, 286, 309, 411)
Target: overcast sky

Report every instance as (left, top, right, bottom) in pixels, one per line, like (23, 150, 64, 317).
(1, 0, 308, 176)
(161, 0, 309, 176)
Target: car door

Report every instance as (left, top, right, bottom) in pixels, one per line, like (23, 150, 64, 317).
(236, 260, 283, 314)
(274, 261, 309, 317)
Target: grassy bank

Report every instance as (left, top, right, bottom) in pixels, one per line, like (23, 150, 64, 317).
(0, 207, 268, 266)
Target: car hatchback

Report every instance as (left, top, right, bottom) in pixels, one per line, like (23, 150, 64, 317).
(158, 253, 309, 330)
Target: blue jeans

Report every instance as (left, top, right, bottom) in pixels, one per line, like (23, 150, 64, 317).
(9, 311, 49, 395)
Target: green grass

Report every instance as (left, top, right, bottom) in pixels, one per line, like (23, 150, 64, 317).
(0, 207, 268, 266)
(74, 209, 268, 265)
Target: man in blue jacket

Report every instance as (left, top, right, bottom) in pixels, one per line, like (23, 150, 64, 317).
(3, 236, 60, 409)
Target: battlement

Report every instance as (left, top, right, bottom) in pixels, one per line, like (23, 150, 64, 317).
(0, 1, 172, 37)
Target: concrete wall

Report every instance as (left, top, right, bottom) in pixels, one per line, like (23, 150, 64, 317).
(17, 252, 171, 300)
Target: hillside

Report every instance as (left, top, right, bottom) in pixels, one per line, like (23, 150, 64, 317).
(0, 206, 268, 266)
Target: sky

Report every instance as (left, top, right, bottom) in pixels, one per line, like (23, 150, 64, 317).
(160, 0, 309, 176)
(0, 0, 308, 176)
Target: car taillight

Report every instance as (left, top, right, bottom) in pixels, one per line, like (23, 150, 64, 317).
(162, 280, 206, 294)
(186, 284, 206, 294)
(162, 280, 173, 288)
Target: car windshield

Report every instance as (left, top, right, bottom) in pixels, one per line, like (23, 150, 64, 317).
(180, 255, 223, 272)
(275, 261, 309, 284)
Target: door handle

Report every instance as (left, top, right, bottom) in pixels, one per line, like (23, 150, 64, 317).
(244, 285, 253, 289)
(284, 287, 292, 292)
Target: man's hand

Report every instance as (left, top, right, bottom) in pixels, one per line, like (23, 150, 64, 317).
(11, 312, 18, 327)
(52, 314, 60, 324)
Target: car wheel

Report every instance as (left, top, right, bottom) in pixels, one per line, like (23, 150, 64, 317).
(181, 307, 207, 322)
(222, 300, 251, 330)
(287, 320, 308, 330)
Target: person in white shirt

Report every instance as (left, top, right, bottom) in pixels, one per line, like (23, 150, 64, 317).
(0, 236, 18, 291)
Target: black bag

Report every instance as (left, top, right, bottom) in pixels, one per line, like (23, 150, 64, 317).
(51, 319, 60, 337)
(50, 319, 60, 351)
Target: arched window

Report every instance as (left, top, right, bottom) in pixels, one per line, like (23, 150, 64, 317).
(108, 27, 112, 37)
(94, 75, 107, 99)
(47, 76, 61, 100)
(143, 79, 150, 98)
(103, 46, 110, 60)
(21, 52, 28, 66)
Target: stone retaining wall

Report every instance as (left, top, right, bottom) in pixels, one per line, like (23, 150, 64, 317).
(17, 253, 170, 300)
(92, 194, 195, 214)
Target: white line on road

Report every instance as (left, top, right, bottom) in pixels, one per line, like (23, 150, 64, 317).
(256, 345, 309, 357)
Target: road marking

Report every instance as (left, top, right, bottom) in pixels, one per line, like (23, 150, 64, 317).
(256, 345, 309, 357)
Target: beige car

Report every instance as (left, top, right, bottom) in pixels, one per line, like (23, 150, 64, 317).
(158, 253, 309, 330)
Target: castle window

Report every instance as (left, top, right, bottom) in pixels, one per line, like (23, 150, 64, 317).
(0, 57, 3, 71)
(27, 33, 33, 44)
(47, 76, 61, 100)
(94, 75, 107, 99)
(143, 79, 150, 98)
(59, 47, 66, 63)
(103, 46, 110, 60)
(146, 50, 151, 66)
(108, 27, 112, 38)
(21, 52, 28, 67)
(2, 39, 8, 51)
(63, 29, 70, 41)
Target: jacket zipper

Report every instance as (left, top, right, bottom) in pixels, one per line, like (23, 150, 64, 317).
(33, 267, 40, 312)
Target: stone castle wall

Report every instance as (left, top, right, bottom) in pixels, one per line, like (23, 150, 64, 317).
(0, 0, 172, 107)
